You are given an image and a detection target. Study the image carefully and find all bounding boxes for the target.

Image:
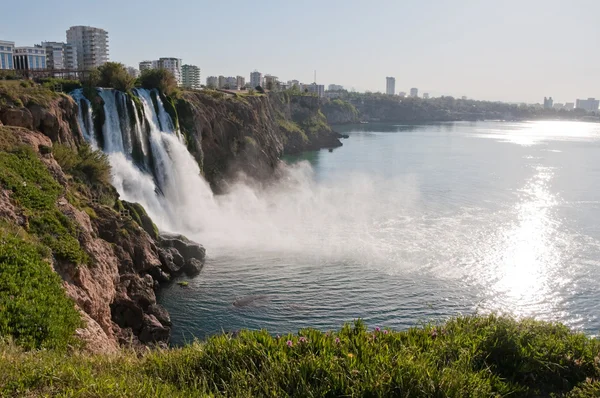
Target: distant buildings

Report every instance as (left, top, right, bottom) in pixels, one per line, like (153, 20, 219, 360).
(564, 102, 575, 110)
(250, 71, 263, 88)
(410, 88, 418, 98)
(543, 97, 554, 109)
(288, 79, 300, 89)
(218, 75, 226, 88)
(304, 83, 325, 98)
(182, 64, 201, 89)
(264, 74, 278, 89)
(158, 58, 182, 85)
(423, 93, 430, 99)
(386, 77, 395, 95)
(576, 98, 599, 112)
(398, 91, 406, 98)
(139, 58, 182, 85)
(206, 76, 218, 88)
(66, 26, 108, 69)
(553, 103, 564, 110)
(328, 84, 344, 91)
(0, 40, 14, 70)
(236, 75, 245, 89)
(461, 96, 468, 100)
(139, 60, 157, 72)
(41, 42, 77, 70)
(13, 46, 47, 70)
(126, 66, 139, 78)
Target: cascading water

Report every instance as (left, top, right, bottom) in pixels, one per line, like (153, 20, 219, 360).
(98, 89, 126, 154)
(71, 88, 97, 148)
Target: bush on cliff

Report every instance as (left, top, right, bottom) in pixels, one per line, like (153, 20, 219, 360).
(1, 315, 599, 396)
(96, 62, 135, 92)
(139, 68, 178, 96)
(53, 143, 111, 186)
(0, 230, 81, 350)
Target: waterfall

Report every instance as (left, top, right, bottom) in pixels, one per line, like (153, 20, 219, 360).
(98, 89, 126, 154)
(71, 87, 215, 234)
(71, 88, 97, 148)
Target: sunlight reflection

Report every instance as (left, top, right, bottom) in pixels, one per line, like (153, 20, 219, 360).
(475, 121, 600, 146)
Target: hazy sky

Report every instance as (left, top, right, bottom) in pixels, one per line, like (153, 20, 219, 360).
(4, 0, 599, 103)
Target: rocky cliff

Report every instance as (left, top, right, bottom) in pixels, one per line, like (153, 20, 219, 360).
(320, 98, 360, 125)
(174, 90, 342, 188)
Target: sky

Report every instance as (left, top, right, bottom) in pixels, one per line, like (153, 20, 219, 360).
(3, 0, 599, 103)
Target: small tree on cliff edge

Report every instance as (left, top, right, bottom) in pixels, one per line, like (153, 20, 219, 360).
(139, 69, 178, 96)
(96, 62, 135, 92)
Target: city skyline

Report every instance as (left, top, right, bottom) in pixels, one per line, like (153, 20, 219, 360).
(3, 0, 600, 103)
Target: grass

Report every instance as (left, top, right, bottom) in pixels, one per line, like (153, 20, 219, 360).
(0, 230, 81, 350)
(0, 315, 599, 397)
(0, 80, 60, 107)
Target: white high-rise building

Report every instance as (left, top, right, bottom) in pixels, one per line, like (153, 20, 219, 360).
(250, 70, 263, 88)
(386, 77, 395, 95)
(328, 84, 344, 91)
(182, 64, 201, 89)
(66, 26, 108, 69)
(41, 42, 77, 70)
(410, 87, 419, 98)
(0, 40, 14, 70)
(225, 76, 237, 89)
(304, 83, 325, 98)
(158, 58, 182, 85)
(236, 75, 245, 89)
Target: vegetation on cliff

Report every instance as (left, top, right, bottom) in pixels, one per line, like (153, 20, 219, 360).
(1, 315, 599, 396)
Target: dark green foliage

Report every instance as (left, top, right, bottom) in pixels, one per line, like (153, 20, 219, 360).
(1, 315, 599, 396)
(28, 209, 87, 264)
(0, 232, 81, 350)
(120, 201, 159, 239)
(53, 143, 111, 186)
(96, 62, 135, 92)
(139, 68, 178, 96)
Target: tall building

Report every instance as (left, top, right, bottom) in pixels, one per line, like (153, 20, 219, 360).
(236, 75, 245, 89)
(250, 70, 263, 88)
(576, 98, 600, 112)
(218, 75, 226, 88)
(158, 58, 182, 85)
(139, 60, 157, 72)
(264, 74, 278, 89)
(181, 64, 201, 89)
(410, 88, 419, 98)
(543, 97, 554, 109)
(564, 102, 575, 110)
(386, 77, 395, 95)
(0, 40, 14, 70)
(423, 93, 430, 99)
(13, 46, 46, 70)
(225, 76, 237, 89)
(206, 76, 218, 88)
(41, 42, 77, 70)
(398, 91, 406, 98)
(66, 26, 108, 69)
(328, 84, 344, 91)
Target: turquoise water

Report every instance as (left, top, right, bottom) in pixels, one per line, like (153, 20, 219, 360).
(159, 121, 600, 343)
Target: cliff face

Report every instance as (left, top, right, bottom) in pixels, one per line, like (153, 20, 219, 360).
(175, 91, 342, 187)
(321, 98, 360, 125)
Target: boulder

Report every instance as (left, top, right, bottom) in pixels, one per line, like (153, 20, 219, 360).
(138, 314, 171, 344)
(160, 233, 206, 263)
(184, 258, 204, 277)
(110, 298, 144, 332)
(0, 107, 34, 130)
(148, 304, 171, 326)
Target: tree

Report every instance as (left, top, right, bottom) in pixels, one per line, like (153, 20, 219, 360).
(96, 62, 135, 91)
(255, 86, 265, 94)
(139, 68, 178, 96)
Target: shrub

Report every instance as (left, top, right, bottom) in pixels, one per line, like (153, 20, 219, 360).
(139, 68, 178, 96)
(96, 62, 135, 92)
(53, 143, 111, 186)
(0, 231, 81, 350)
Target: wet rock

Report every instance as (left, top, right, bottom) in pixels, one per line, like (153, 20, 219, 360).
(111, 298, 144, 332)
(184, 258, 204, 276)
(138, 314, 170, 344)
(148, 266, 170, 283)
(121, 273, 156, 309)
(148, 304, 171, 326)
(160, 233, 206, 263)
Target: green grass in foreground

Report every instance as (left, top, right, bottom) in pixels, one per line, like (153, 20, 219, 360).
(1, 315, 599, 397)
